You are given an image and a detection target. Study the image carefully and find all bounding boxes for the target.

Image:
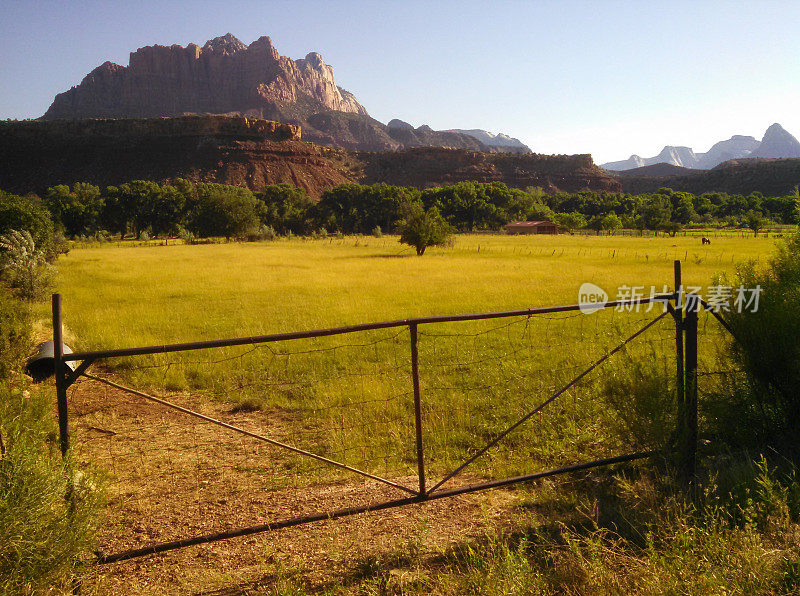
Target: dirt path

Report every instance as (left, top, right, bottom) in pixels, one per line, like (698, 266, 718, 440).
(68, 377, 523, 594)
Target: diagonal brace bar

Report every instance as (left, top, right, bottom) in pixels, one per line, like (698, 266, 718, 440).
(81, 372, 417, 496)
(428, 311, 669, 494)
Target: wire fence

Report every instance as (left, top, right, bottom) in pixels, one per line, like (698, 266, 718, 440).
(48, 264, 731, 563)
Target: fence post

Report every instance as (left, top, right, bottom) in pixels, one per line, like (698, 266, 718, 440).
(409, 323, 426, 497)
(683, 297, 699, 486)
(673, 260, 685, 454)
(52, 293, 70, 457)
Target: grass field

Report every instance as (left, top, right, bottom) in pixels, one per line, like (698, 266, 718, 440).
(43, 232, 784, 594)
(50, 233, 774, 347)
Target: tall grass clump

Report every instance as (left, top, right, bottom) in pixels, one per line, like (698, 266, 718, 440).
(0, 385, 104, 593)
(710, 230, 800, 454)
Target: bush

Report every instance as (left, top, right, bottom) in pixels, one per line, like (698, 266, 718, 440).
(242, 224, 277, 242)
(0, 229, 55, 300)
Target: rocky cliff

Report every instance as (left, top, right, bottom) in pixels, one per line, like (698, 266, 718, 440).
(359, 148, 620, 192)
(41, 33, 512, 153)
(44, 34, 368, 120)
(749, 123, 800, 158)
(0, 116, 350, 197)
(0, 116, 616, 197)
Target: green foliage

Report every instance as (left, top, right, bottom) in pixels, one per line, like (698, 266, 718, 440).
(0, 284, 102, 593)
(0, 287, 29, 379)
(105, 180, 183, 239)
(317, 183, 420, 234)
(187, 183, 260, 239)
(45, 183, 104, 237)
(257, 183, 315, 235)
(720, 232, 800, 452)
(423, 182, 510, 231)
(398, 203, 453, 256)
(744, 209, 768, 236)
(552, 211, 586, 233)
(0, 191, 54, 256)
(0, 229, 54, 300)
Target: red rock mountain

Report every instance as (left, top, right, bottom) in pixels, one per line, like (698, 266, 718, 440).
(42, 34, 494, 152)
(44, 34, 368, 120)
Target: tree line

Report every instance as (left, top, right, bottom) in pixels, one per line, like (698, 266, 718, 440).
(2, 181, 798, 246)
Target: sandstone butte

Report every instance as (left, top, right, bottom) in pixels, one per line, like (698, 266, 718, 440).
(0, 116, 621, 198)
(44, 33, 368, 121)
(40, 34, 499, 153)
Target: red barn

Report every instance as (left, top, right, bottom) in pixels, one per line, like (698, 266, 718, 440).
(504, 220, 559, 235)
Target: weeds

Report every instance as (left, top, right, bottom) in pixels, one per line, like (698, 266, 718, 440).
(0, 383, 104, 593)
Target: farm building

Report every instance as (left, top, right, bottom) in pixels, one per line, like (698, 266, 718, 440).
(504, 220, 559, 235)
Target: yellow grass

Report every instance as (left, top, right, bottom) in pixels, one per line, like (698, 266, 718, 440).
(48, 233, 774, 350)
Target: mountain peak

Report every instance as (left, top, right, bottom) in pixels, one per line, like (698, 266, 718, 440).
(202, 33, 246, 55)
(751, 123, 800, 158)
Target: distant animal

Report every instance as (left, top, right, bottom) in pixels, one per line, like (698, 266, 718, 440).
(701, 237, 711, 245)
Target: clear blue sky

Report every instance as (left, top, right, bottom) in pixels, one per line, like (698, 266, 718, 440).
(1, 0, 798, 163)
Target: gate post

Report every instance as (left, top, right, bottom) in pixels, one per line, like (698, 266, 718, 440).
(409, 323, 426, 497)
(52, 294, 70, 457)
(683, 296, 699, 486)
(674, 260, 685, 443)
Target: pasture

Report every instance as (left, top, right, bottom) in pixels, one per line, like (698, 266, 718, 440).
(44, 232, 777, 593)
(50, 233, 773, 347)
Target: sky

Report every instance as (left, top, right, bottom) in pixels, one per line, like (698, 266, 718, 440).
(1, 0, 799, 164)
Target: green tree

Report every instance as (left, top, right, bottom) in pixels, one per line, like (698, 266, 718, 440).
(44, 183, 104, 237)
(744, 210, 767, 236)
(553, 212, 587, 234)
(187, 183, 259, 239)
(398, 203, 452, 256)
(257, 184, 315, 234)
(0, 191, 54, 255)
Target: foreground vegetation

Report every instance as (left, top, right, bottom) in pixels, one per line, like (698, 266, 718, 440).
(0, 244, 102, 592)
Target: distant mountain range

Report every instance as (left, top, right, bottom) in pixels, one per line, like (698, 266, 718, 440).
(42, 33, 531, 154)
(602, 123, 800, 171)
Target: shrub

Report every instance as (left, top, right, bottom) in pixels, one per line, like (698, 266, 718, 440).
(0, 229, 55, 300)
(242, 224, 277, 242)
(372, 225, 383, 238)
